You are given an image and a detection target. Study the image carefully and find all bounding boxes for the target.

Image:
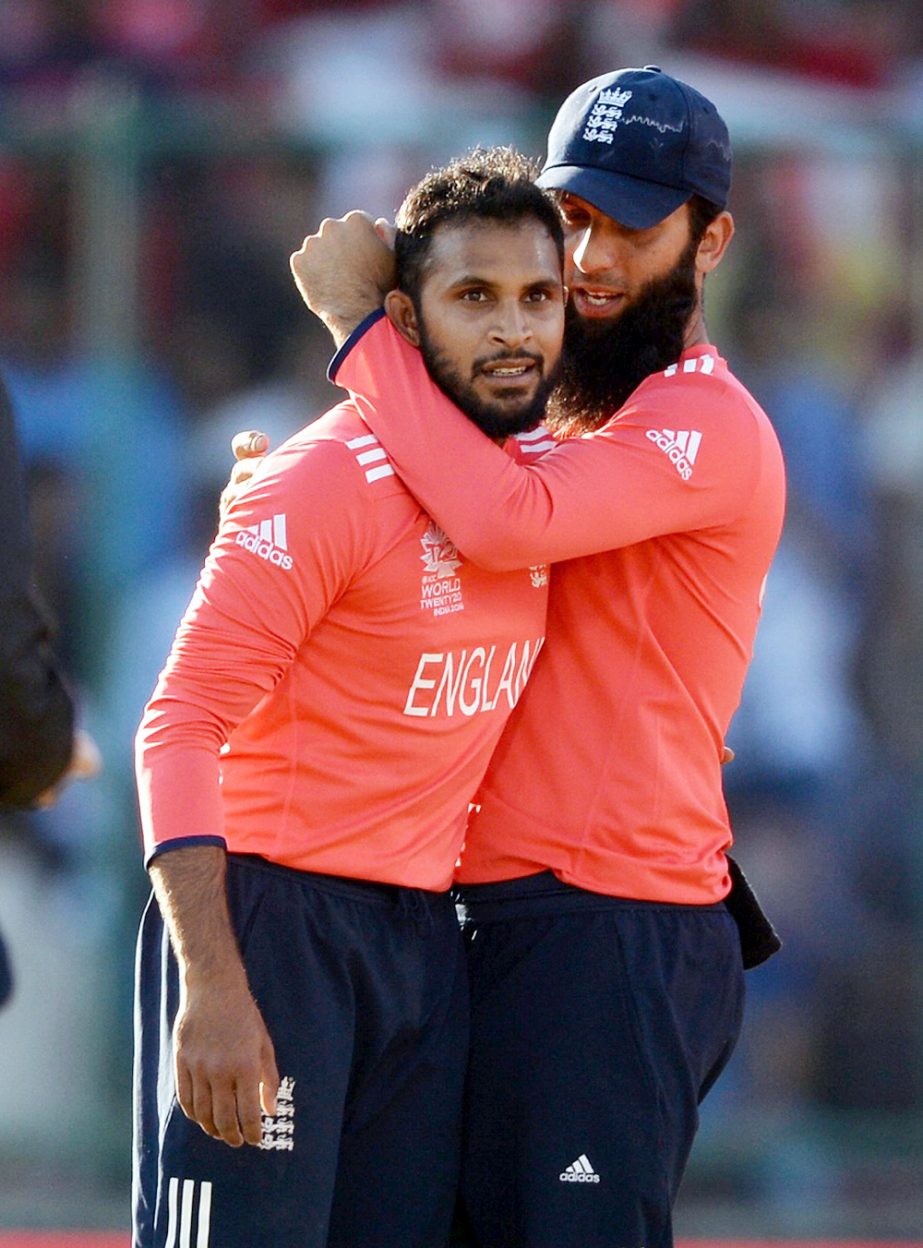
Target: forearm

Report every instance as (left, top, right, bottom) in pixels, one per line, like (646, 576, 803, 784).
(149, 844, 279, 1147)
(149, 845, 247, 990)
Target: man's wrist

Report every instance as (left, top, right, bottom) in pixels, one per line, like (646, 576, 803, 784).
(320, 301, 383, 350)
(181, 955, 250, 997)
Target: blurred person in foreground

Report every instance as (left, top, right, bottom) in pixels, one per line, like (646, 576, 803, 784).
(132, 150, 564, 1248)
(0, 374, 99, 1005)
(242, 66, 786, 1248)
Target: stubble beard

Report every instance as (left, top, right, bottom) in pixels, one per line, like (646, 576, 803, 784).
(417, 321, 558, 442)
(545, 235, 700, 437)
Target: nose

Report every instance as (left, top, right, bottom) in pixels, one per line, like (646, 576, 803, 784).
(490, 299, 533, 348)
(568, 223, 618, 277)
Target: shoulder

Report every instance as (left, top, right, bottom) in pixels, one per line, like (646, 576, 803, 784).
(247, 402, 408, 506)
(626, 349, 778, 445)
(632, 349, 734, 414)
(601, 350, 783, 500)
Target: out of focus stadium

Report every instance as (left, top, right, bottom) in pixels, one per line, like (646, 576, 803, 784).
(0, 0, 920, 1239)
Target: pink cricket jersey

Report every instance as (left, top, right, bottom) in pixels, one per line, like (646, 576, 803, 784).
(333, 313, 786, 903)
(135, 401, 548, 891)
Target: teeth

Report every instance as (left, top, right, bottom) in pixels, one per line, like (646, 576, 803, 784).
(489, 366, 528, 376)
(583, 292, 614, 305)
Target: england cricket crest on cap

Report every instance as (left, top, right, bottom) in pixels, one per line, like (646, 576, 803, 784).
(583, 88, 632, 145)
(420, 522, 465, 618)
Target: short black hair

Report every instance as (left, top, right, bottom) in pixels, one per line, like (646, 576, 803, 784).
(687, 193, 724, 242)
(395, 147, 565, 302)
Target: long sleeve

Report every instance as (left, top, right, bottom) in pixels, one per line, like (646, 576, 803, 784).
(332, 315, 758, 570)
(0, 377, 74, 808)
(135, 434, 373, 864)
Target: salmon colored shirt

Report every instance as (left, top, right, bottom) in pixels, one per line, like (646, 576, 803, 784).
(135, 401, 548, 891)
(333, 313, 786, 903)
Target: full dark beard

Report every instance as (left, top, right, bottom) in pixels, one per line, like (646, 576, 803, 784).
(546, 238, 700, 436)
(419, 328, 557, 441)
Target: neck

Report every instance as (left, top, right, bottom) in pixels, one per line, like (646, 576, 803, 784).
(682, 295, 709, 349)
(684, 323, 709, 350)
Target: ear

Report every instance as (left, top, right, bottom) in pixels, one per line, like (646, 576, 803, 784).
(384, 289, 421, 347)
(695, 210, 735, 276)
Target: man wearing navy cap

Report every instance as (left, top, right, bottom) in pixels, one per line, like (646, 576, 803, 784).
(235, 65, 785, 1248)
(537, 65, 732, 228)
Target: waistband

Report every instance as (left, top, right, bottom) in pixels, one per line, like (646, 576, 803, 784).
(453, 870, 727, 923)
(229, 853, 453, 912)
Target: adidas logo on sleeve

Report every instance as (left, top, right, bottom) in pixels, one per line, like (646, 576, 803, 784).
(236, 514, 294, 570)
(645, 428, 702, 481)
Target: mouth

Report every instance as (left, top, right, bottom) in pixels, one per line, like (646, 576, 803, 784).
(571, 287, 626, 319)
(477, 358, 540, 386)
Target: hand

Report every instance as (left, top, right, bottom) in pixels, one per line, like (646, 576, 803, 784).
(219, 430, 270, 521)
(33, 728, 102, 809)
(721, 746, 735, 765)
(290, 211, 397, 348)
(174, 975, 281, 1148)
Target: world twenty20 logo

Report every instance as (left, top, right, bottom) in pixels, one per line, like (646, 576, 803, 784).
(420, 522, 465, 618)
(420, 523, 462, 578)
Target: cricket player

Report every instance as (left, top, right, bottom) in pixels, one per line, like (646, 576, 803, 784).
(280, 66, 787, 1248)
(132, 149, 564, 1248)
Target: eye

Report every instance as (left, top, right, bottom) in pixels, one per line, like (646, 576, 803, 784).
(559, 201, 589, 227)
(525, 289, 551, 303)
(459, 288, 489, 302)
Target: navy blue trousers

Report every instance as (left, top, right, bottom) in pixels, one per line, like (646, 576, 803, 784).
(451, 872, 745, 1248)
(133, 855, 469, 1248)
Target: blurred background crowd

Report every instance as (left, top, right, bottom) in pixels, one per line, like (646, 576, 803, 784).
(0, 0, 921, 1236)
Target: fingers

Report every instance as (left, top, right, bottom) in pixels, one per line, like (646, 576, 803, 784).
(219, 460, 259, 520)
(231, 430, 269, 461)
(176, 1060, 196, 1124)
(235, 1075, 265, 1148)
(720, 745, 736, 765)
(260, 1041, 281, 1118)
(210, 1077, 246, 1148)
(290, 212, 397, 329)
(176, 1057, 264, 1148)
(176, 1057, 224, 1144)
(222, 434, 269, 520)
(230, 460, 257, 489)
(177, 1054, 221, 1142)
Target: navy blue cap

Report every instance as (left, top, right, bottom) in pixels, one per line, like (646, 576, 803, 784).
(536, 66, 731, 229)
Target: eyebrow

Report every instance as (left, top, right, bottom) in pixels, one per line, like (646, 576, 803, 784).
(445, 273, 562, 290)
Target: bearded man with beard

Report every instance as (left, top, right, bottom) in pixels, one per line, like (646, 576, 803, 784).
(234, 67, 787, 1248)
(546, 213, 704, 435)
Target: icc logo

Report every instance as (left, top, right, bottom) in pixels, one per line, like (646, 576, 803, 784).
(420, 523, 462, 578)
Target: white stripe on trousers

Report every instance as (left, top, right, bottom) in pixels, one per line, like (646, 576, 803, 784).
(164, 1177, 212, 1248)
